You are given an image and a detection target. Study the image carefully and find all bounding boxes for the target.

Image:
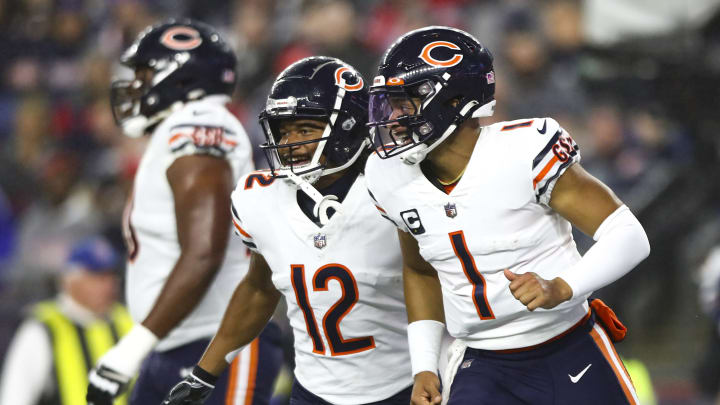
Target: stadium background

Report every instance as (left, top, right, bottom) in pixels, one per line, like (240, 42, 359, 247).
(0, 0, 719, 404)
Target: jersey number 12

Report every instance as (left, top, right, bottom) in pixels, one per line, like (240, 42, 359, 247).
(291, 264, 376, 356)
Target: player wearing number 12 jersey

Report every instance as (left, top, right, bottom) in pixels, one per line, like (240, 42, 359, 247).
(365, 27, 650, 405)
(162, 57, 412, 405)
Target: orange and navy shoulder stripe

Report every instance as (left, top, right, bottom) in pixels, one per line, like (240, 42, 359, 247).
(532, 129, 563, 169)
(167, 124, 238, 154)
(367, 190, 398, 227)
(501, 120, 534, 132)
(531, 128, 579, 200)
(230, 202, 256, 249)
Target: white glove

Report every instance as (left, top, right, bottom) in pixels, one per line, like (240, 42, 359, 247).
(86, 324, 158, 404)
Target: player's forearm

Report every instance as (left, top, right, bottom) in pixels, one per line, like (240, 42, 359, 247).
(197, 277, 280, 375)
(403, 264, 445, 323)
(142, 252, 223, 338)
(559, 205, 650, 298)
(403, 264, 446, 377)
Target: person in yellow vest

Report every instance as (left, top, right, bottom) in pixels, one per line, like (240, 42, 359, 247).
(0, 236, 132, 405)
(622, 356, 657, 405)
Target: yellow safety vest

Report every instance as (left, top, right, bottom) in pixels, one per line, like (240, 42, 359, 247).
(621, 356, 657, 405)
(33, 301, 133, 405)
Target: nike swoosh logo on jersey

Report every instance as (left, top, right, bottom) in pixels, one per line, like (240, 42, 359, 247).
(569, 363, 592, 383)
(537, 119, 547, 134)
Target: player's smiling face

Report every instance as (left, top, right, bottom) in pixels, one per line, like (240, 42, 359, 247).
(277, 118, 328, 168)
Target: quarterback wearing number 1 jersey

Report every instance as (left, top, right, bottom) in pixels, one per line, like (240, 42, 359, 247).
(366, 117, 588, 349)
(366, 27, 649, 405)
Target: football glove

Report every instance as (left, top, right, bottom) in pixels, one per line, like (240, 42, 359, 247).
(162, 366, 218, 405)
(87, 324, 158, 404)
(87, 365, 131, 405)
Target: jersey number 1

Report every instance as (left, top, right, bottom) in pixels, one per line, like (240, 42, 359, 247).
(291, 264, 376, 356)
(449, 231, 495, 319)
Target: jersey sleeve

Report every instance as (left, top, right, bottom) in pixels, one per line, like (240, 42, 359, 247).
(163, 105, 243, 166)
(229, 187, 259, 253)
(367, 188, 404, 231)
(528, 118, 580, 205)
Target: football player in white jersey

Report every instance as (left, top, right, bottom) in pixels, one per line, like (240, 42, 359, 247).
(161, 57, 414, 405)
(86, 20, 283, 405)
(365, 27, 651, 405)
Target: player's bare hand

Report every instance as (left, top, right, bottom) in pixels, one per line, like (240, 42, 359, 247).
(411, 371, 442, 405)
(504, 269, 573, 311)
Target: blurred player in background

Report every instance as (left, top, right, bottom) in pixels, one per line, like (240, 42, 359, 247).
(161, 57, 414, 405)
(696, 246, 720, 404)
(0, 236, 131, 405)
(365, 26, 650, 405)
(85, 19, 282, 405)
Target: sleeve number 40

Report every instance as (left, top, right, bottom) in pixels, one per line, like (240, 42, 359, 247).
(290, 264, 376, 356)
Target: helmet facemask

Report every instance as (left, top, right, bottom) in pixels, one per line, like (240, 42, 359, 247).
(368, 73, 496, 165)
(261, 110, 333, 185)
(368, 80, 437, 162)
(110, 77, 147, 138)
(368, 26, 497, 164)
(110, 57, 190, 138)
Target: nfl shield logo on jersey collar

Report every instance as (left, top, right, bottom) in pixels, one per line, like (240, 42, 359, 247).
(314, 233, 327, 249)
(444, 203, 457, 218)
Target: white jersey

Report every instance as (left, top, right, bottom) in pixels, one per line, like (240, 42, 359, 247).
(230, 172, 411, 404)
(365, 117, 591, 351)
(123, 96, 254, 351)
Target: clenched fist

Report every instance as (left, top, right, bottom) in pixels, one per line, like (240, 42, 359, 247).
(504, 269, 573, 311)
(411, 371, 442, 405)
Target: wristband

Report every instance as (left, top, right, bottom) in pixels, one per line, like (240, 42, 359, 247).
(99, 324, 159, 377)
(407, 320, 445, 376)
(191, 365, 218, 388)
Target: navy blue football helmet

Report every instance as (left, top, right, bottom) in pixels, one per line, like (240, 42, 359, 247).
(259, 56, 369, 183)
(367, 26, 496, 164)
(111, 19, 237, 137)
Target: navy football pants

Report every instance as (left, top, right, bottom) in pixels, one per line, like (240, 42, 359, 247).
(447, 314, 639, 405)
(130, 322, 283, 405)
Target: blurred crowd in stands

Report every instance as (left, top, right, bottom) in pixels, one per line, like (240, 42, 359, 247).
(0, 0, 719, 403)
